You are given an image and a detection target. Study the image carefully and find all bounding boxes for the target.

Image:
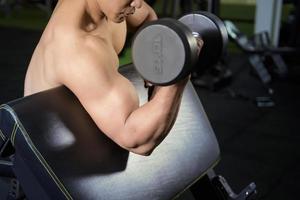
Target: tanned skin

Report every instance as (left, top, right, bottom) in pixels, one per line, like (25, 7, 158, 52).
(24, 0, 193, 156)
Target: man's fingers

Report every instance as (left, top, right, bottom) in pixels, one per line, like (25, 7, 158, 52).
(130, 0, 142, 9)
(196, 37, 204, 56)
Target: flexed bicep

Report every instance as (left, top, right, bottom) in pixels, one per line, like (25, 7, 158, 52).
(59, 39, 139, 146)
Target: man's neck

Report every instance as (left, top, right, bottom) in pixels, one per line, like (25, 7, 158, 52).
(85, 0, 105, 24)
(50, 0, 106, 30)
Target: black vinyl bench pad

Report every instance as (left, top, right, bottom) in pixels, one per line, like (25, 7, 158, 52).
(0, 64, 220, 200)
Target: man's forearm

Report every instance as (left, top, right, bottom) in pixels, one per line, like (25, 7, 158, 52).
(120, 80, 187, 155)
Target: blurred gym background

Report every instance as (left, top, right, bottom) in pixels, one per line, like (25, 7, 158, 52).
(0, 0, 299, 199)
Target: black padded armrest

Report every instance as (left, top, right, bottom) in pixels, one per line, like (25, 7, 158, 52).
(0, 64, 220, 200)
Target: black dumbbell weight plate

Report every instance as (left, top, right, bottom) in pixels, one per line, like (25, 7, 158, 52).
(132, 19, 198, 85)
(179, 11, 228, 74)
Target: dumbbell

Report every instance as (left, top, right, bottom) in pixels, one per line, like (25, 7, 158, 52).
(132, 11, 228, 86)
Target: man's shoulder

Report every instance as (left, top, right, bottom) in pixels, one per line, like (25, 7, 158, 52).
(81, 34, 109, 52)
(57, 33, 119, 84)
(77, 35, 119, 72)
(51, 27, 110, 54)
(55, 31, 117, 68)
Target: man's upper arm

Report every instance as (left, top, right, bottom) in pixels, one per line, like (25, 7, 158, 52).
(126, 2, 157, 29)
(60, 41, 139, 147)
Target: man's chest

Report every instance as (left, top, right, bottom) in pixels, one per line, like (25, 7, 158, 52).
(108, 21, 127, 54)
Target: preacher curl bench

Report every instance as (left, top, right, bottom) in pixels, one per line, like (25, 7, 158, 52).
(0, 64, 256, 200)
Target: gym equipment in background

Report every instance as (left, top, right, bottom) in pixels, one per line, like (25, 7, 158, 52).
(224, 20, 297, 95)
(161, 0, 220, 18)
(0, 0, 57, 16)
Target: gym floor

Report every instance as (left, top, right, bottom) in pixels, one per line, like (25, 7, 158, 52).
(0, 1, 300, 199)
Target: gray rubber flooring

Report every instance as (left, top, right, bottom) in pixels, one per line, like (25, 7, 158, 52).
(0, 26, 300, 199)
(196, 54, 300, 199)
